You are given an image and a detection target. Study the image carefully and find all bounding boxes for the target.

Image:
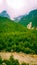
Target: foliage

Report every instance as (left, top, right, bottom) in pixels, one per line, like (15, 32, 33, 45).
(0, 17, 37, 54)
(19, 9, 37, 27)
(21, 62, 29, 65)
(0, 56, 2, 64)
(0, 56, 29, 65)
(0, 56, 20, 65)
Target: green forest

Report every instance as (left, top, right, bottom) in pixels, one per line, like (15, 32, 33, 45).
(0, 17, 37, 54)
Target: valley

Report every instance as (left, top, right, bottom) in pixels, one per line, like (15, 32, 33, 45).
(0, 9, 37, 65)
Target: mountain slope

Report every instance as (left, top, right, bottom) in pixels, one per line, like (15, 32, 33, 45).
(0, 16, 26, 33)
(18, 9, 37, 27)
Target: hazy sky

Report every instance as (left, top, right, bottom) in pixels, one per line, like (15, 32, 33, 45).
(0, 0, 37, 19)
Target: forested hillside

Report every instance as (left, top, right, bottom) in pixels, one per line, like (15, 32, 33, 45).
(18, 9, 37, 27)
(0, 17, 37, 54)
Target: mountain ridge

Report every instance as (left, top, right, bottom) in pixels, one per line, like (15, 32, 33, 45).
(15, 9, 37, 29)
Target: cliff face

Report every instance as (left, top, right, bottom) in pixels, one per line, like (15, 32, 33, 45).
(27, 22, 32, 29)
(27, 22, 37, 30)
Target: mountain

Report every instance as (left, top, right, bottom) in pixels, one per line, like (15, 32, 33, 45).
(0, 10, 10, 18)
(15, 9, 37, 29)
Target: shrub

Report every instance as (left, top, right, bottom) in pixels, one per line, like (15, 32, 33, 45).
(0, 56, 2, 64)
(21, 62, 29, 65)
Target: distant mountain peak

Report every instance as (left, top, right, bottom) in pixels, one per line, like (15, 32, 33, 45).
(1, 10, 7, 13)
(0, 10, 10, 18)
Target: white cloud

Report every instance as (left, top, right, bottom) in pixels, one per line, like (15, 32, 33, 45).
(0, 0, 37, 18)
(6, 0, 27, 10)
(0, 0, 3, 4)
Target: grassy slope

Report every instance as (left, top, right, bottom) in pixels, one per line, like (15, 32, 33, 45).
(0, 17, 27, 33)
(0, 17, 37, 54)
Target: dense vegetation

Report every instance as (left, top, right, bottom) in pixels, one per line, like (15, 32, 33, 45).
(0, 17, 37, 54)
(0, 56, 29, 65)
(19, 9, 37, 27)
